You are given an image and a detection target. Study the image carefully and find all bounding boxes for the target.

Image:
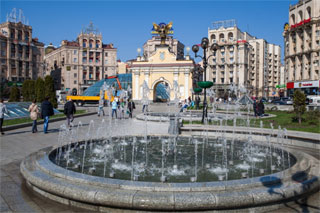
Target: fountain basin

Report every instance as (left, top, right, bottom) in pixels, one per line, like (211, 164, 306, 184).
(20, 135, 320, 211)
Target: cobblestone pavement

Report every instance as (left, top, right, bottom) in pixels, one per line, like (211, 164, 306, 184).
(0, 103, 319, 212)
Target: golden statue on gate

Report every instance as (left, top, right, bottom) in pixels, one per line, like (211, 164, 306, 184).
(152, 22, 173, 45)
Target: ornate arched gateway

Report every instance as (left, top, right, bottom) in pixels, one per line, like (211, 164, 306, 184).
(130, 46, 194, 102)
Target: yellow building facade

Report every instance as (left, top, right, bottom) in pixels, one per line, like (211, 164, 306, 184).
(130, 46, 194, 102)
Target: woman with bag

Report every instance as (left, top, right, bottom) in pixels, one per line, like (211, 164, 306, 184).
(28, 99, 39, 133)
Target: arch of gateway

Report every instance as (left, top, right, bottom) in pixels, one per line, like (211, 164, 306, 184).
(129, 45, 194, 102)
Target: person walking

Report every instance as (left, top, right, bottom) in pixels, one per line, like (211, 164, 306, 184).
(253, 99, 258, 117)
(97, 98, 105, 117)
(258, 99, 265, 118)
(111, 98, 118, 118)
(195, 96, 200, 110)
(0, 99, 9, 135)
(119, 98, 125, 119)
(127, 99, 135, 118)
(64, 98, 76, 129)
(41, 96, 54, 134)
(142, 99, 148, 113)
(28, 99, 39, 133)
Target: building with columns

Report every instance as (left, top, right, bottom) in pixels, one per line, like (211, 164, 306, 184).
(142, 35, 185, 60)
(207, 20, 281, 98)
(129, 33, 194, 102)
(44, 22, 117, 94)
(283, 0, 320, 96)
(0, 9, 45, 84)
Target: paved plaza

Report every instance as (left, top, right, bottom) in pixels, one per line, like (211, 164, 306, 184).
(0, 103, 319, 212)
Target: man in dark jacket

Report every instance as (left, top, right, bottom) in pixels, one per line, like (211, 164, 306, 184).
(41, 96, 54, 133)
(127, 99, 135, 118)
(258, 99, 265, 117)
(64, 98, 76, 129)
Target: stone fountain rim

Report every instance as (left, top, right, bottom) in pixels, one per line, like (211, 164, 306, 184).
(29, 135, 309, 191)
(20, 134, 320, 211)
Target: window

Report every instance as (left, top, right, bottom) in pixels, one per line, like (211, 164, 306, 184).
(74, 73, 77, 78)
(105, 67, 108, 71)
(73, 58, 77, 63)
(230, 78, 233, 83)
(82, 52, 87, 56)
(73, 50, 77, 54)
(89, 73, 93, 79)
(82, 58, 87, 63)
(73, 65, 77, 70)
(105, 59, 108, 64)
(74, 80, 77, 84)
(213, 78, 216, 83)
(105, 53, 108, 57)
(221, 78, 224, 83)
(221, 52, 225, 56)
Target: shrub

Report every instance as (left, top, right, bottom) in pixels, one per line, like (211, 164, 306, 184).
(35, 77, 45, 103)
(9, 86, 20, 102)
(293, 90, 306, 125)
(44, 75, 57, 108)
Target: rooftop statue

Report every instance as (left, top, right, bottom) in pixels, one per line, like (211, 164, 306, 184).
(152, 21, 173, 45)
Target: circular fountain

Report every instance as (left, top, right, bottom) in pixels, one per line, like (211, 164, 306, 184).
(20, 82, 319, 211)
(21, 132, 319, 211)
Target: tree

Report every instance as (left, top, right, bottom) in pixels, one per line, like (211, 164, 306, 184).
(293, 89, 306, 125)
(9, 86, 20, 102)
(35, 77, 45, 103)
(29, 80, 36, 101)
(44, 75, 57, 108)
(22, 80, 31, 101)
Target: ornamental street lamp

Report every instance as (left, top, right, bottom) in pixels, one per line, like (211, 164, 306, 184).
(192, 37, 219, 123)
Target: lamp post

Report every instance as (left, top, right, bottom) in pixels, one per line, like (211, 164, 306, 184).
(192, 37, 219, 123)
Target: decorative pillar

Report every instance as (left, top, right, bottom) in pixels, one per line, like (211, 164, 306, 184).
(184, 69, 189, 100)
(134, 70, 140, 100)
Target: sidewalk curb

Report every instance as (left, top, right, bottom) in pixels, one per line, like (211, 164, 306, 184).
(3, 112, 96, 131)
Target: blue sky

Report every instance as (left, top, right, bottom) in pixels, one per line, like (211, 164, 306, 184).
(1, 0, 297, 62)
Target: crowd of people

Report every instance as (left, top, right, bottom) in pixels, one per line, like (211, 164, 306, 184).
(97, 97, 136, 119)
(0, 95, 269, 135)
(253, 99, 265, 118)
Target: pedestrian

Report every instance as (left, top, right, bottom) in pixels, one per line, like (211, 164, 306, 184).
(180, 99, 188, 112)
(188, 96, 192, 105)
(97, 98, 105, 116)
(127, 99, 135, 118)
(64, 98, 76, 129)
(41, 96, 54, 134)
(142, 99, 148, 113)
(258, 99, 265, 118)
(112, 98, 118, 118)
(195, 96, 200, 110)
(119, 98, 125, 119)
(28, 99, 39, 133)
(0, 99, 9, 135)
(253, 99, 258, 117)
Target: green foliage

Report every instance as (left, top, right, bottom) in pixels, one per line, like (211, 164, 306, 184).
(35, 77, 45, 103)
(0, 82, 10, 99)
(9, 86, 20, 102)
(293, 90, 306, 125)
(44, 75, 57, 108)
(21, 80, 36, 101)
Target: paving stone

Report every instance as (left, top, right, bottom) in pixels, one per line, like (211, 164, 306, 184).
(1, 105, 319, 212)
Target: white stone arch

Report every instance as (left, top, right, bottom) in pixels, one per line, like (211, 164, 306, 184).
(151, 77, 173, 101)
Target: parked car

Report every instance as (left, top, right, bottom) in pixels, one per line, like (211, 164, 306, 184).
(272, 97, 292, 105)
